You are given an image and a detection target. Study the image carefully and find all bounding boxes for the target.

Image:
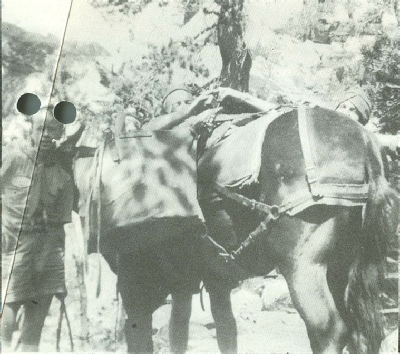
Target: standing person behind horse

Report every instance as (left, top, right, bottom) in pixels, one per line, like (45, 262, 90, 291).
(162, 88, 194, 115)
(336, 87, 372, 125)
(143, 88, 197, 130)
(107, 88, 216, 353)
(336, 86, 400, 158)
(120, 87, 282, 352)
(2, 111, 73, 352)
(115, 88, 207, 134)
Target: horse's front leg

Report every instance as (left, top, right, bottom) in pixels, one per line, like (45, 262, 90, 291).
(169, 291, 192, 353)
(209, 286, 237, 353)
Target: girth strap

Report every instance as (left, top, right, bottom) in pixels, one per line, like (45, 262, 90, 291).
(298, 106, 319, 190)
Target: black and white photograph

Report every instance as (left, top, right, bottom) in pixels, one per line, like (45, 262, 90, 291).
(2, 0, 400, 352)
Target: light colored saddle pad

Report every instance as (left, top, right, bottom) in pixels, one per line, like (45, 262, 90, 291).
(198, 109, 289, 197)
(97, 128, 203, 230)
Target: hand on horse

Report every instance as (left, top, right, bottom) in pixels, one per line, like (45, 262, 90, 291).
(209, 87, 275, 114)
(212, 87, 245, 104)
(186, 91, 219, 117)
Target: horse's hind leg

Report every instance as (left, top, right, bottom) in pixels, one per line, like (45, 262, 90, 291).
(326, 208, 363, 353)
(277, 207, 352, 354)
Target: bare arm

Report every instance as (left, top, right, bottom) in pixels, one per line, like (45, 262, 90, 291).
(143, 88, 275, 130)
(143, 93, 216, 130)
(213, 87, 276, 113)
(143, 111, 190, 130)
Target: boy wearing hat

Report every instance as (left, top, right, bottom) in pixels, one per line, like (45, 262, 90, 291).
(336, 87, 373, 125)
(336, 87, 399, 157)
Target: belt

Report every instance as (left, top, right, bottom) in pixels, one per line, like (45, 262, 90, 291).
(21, 223, 64, 233)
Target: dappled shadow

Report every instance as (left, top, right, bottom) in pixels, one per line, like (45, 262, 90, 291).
(73, 128, 203, 254)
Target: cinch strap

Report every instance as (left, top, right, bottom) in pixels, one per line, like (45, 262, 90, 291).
(298, 106, 319, 193)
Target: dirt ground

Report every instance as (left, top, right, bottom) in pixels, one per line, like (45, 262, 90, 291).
(4, 215, 397, 353)
(152, 282, 312, 353)
(35, 248, 397, 353)
(39, 261, 314, 353)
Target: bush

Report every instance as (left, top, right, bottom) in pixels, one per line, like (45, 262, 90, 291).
(362, 34, 400, 133)
(100, 39, 210, 127)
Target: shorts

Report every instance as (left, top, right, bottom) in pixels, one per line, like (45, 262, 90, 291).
(2, 230, 66, 304)
(116, 218, 205, 312)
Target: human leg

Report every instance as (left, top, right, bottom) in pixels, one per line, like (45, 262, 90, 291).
(117, 252, 158, 353)
(2, 302, 22, 350)
(19, 295, 53, 351)
(209, 286, 237, 353)
(169, 291, 192, 353)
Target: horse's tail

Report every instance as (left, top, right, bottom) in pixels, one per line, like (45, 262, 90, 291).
(347, 172, 399, 353)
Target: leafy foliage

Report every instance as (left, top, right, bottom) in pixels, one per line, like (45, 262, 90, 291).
(90, 0, 154, 15)
(98, 38, 210, 126)
(362, 34, 400, 133)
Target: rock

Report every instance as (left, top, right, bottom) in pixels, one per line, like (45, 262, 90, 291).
(232, 288, 263, 314)
(189, 323, 214, 340)
(153, 304, 171, 331)
(352, 0, 374, 24)
(231, 288, 263, 331)
(344, 37, 362, 53)
(249, 56, 285, 99)
(331, 4, 350, 23)
(381, 11, 398, 30)
(380, 329, 398, 353)
(261, 277, 293, 311)
(330, 21, 355, 43)
(240, 277, 266, 295)
(190, 293, 215, 326)
(244, 0, 303, 37)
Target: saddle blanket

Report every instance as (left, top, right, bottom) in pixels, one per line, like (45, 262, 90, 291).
(95, 128, 204, 231)
(198, 108, 291, 197)
(287, 106, 369, 214)
(198, 106, 370, 214)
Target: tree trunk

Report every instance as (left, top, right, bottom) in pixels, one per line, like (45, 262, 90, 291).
(217, 0, 251, 92)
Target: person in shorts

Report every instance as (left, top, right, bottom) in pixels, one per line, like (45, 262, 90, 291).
(2, 110, 73, 352)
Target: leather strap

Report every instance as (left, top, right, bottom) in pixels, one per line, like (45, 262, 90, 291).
(106, 139, 119, 163)
(118, 131, 154, 138)
(298, 106, 319, 192)
(212, 181, 280, 218)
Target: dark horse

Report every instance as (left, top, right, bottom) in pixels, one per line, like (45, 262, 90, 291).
(196, 106, 399, 354)
(69, 106, 398, 353)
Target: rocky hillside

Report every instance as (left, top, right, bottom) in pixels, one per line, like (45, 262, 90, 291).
(3, 0, 399, 139)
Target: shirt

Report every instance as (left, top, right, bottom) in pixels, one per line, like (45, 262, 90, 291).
(2, 146, 74, 253)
